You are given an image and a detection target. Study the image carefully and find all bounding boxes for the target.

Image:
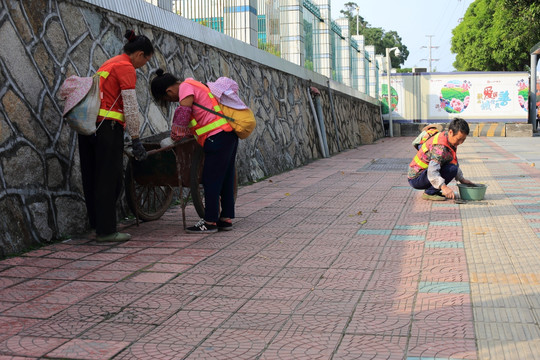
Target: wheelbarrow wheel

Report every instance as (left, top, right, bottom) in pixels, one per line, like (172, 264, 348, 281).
(125, 161, 174, 221)
(189, 146, 238, 219)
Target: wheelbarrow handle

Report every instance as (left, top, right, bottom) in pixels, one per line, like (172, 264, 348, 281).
(124, 137, 196, 158)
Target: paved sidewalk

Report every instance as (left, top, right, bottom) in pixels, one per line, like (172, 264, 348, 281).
(1, 136, 540, 359)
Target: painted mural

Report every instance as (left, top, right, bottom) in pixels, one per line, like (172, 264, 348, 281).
(437, 80, 471, 114)
(426, 74, 528, 121)
(380, 84, 398, 115)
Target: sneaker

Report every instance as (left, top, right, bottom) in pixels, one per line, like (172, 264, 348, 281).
(96, 232, 131, 242)
(421, 192, 446, 201)
(186, 219, 218, 234)
(217, 220, 233, 231)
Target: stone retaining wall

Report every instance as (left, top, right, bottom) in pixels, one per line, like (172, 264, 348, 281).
(0, 0, 383, 257)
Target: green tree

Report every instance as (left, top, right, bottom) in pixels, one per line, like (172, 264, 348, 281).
(340, 2, 409, 69)
(451, 0, 540, 71)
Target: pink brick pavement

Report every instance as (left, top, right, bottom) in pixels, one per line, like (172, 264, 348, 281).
(4, 135, 540, 359)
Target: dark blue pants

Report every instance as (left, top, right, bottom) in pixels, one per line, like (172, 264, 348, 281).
(202, 131, 239, 222)
(408, 164, 458, 195)
(78, 121, 124, 236)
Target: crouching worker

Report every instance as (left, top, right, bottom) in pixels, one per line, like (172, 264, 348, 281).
(408, 117, 475, 201)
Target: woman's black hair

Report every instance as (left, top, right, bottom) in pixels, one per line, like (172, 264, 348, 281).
(151, 69, 179, 102)
(123, 29, 154, 56)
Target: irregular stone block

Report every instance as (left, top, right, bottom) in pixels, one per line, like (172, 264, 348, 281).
(0, 21, 42, 108)
(2, 145, 44, 187)
(2, 90, 48, 149)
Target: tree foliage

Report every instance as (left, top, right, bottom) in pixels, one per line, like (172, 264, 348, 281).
(451, 0, 540, 71)
(340, 2, 409, 69)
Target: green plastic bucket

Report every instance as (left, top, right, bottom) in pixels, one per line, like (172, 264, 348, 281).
(457, 183, 487, 201)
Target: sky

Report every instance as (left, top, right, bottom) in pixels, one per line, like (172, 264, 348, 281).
(330, 0, 475, 72)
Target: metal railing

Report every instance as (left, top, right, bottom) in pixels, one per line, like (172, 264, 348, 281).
(144, 0, 379, 96)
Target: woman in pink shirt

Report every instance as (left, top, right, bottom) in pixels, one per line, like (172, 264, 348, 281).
(151, 70, 239, 233)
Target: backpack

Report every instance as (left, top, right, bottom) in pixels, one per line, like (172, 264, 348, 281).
(412, 125, 442, 150)
(192, 102, 256, 140)
(58, 75, 101, 135)
(58, 74, 120, 135)
(193, 77, 256, 139)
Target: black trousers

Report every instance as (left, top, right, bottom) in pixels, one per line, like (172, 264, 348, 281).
(202, 131, 239, 222)
(78, 121, 124, 236)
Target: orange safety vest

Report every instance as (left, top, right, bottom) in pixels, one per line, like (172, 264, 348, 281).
(96, 56, 135, 124)
(410, 131, 458, 173)
(183, 79, 233, 146)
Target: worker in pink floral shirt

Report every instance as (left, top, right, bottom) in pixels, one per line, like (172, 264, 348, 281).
(151, 70, 240, 233)
(408, 117, 476, 201)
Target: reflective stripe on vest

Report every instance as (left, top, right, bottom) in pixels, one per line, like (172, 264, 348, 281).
(98, 108, 124, 122)
(182, 79, 232, 143)
(96, 71, 110, 79)
(192, 118, 228, 136)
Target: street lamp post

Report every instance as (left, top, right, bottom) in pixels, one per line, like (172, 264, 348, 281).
(386, 47, 400, 137)
(356, 7, 359, 36)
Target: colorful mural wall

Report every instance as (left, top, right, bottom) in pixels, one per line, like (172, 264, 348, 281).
(381, 72, 530, 122)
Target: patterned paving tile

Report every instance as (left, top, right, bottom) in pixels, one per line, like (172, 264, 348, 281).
(103, 282, 160, 294)
(45, 339, 130, 359)
(429, 221, 462, 226)
(10, 279, 67, 292)
(0, 336, 69, 357)
(221, 312, 289, 331)
(389, 235, 426, 241)
(356, 229, 392, 236)
(181, 296, 246, 312)
(253, 287, 311, 301)
(162, 310, 229, 328)
(0, 316, 41, 342)
(37, 268, 90, 280)
(414, 304, 474, 324)
(0, 289, 43, 303)
(80, 292, 143, 308)
(142, 325, 214, 345)
(54, 305, 123, 322)
(79, 270, 133, 282)
(18, 317, 97, 339)
(407, 337, 477, 359)
(114, 341, 194, 359)
(0, 301, 17, 314)
(347, 313, 412, 336)
(33, 291, 90, 305)
(334, 334, 408, 359)
(411, 319, 475, 339)
(285, 314, 349, 333)
(127, 272, 176, 283)
(3, 302, 69, 319)
(190, 329, 277, 359)
(419, 282, 470, 294)
(394, 225, 428, 230)
(0, 277, 23, 290)
(80, 323, 155, 342)
(426, 241, 464, 248)
(237, 299, 301, 315)
(260, 327, 341, 360)
(0, 266, 48, 278)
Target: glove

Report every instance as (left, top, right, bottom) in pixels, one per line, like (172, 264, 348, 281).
(131, 138, 147, 161)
